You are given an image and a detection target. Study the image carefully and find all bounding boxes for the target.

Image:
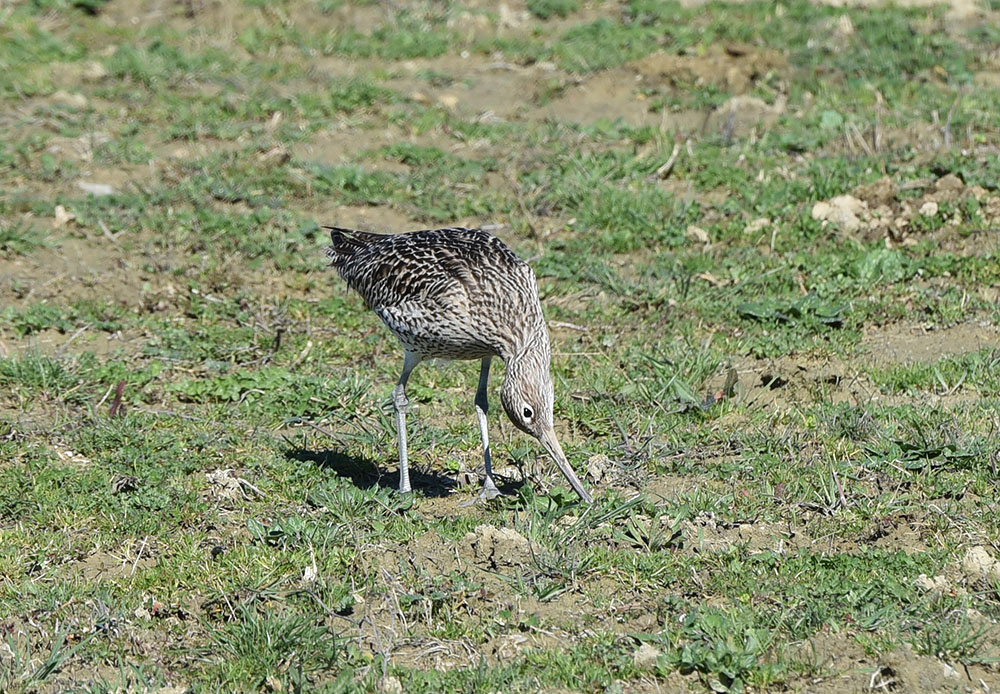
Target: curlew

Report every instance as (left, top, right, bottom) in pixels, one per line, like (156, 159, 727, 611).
(324, 226, 593, 504)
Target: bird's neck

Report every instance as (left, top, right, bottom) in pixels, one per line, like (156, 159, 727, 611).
(501, 327, 551, 376)
(498, 303, 547, 356)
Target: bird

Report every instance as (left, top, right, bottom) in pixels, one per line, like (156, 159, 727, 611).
(323, 225, 593, 504)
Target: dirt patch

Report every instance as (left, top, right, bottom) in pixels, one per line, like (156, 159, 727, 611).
(633, 46, 786, 96)
(815, 173, 1000, 252)
(704, 94, 787, 138)
(733, 319, 998, 411)
(876, 644, 972, 693)
(861, 322, 999, 366)
(679, 514, 810, 555)
(532, 45, 788, 132)
(485, 628, 566, 661)
(679, 0, 985, 22)
(643, 474, 709, 501)
(1, 235, 156, 307)
(0, 326, 145, 360)
(735, 353, 860, 409)
(914, 545, 1000, 599)
(783, 631, 1000, 694)
(785, 630, 872, 692)
(533, 67, 659, 127)
(357, 523, 594, 675)
(290, 120, 407, 169)
(385, 56, 552, 122)
(461, 524, 537, 569)
(623, 670, 701, 693)
(68, 545, 156, 582)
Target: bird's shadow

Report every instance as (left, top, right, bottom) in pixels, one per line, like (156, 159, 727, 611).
(286, 448, 526, 500)
(286, 448, 457, 498)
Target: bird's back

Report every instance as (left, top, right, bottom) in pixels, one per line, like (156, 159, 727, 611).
(325, 226, 544, 360)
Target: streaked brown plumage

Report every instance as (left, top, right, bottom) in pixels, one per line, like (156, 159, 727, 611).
(324, 226, 593, 503)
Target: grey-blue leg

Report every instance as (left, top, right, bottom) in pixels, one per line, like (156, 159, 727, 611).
(393, 351, 421, 494)
(476, 356, 502, 500)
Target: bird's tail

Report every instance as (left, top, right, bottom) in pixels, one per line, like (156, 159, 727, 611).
(323, 226, 383, 266)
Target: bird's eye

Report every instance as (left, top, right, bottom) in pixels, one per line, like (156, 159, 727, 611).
(522, 406, 533, 420)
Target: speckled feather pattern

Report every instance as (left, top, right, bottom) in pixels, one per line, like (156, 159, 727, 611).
(324, 225, 593, 503)
(325, 226, 548, 362)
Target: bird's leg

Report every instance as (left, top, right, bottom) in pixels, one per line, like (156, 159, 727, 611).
(475, 356, 502, 501)
(393, 351, 420, 494)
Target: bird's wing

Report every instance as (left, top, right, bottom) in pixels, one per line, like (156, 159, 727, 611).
(373, 303, 424, 341)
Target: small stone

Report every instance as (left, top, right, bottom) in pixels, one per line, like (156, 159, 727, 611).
(586, 454, 610, 483)
(557, 514, 579, 527)
(967, 185, 989, 200)
(919, 201, 939, 217)
(633, 612, 657, 630)
(382, 676, 403, 694)
(498, 3, 529, 28)
(707, 95, 784, 136)
(81, 61, 108, 82)
(962, 546, 1000, 584)
(832, 194, 866, 215)
(53, 204, 74, 228)
(302, 564, 317, 584)
(855, 176, 896, 206)
(812, 195, 866, 234)
(438, 94, 459, 110)
(463, 524, 536, 568)
(935, 173, 964, 192)
(51, 90, 89, 109)
(77, 180, 115, 196)
(743, 217, 770, 235)
(914, 573, 949, 595)
(256, 144, 289, 166)
(685, 225, 710, 244)
(633, 642, 661, 670)
(834, 14, 854, 38)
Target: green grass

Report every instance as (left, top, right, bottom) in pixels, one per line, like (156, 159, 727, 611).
(1, 0, 1000, 691)
(527, 0, 580, 20)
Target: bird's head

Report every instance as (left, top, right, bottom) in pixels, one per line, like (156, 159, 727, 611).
(500, 358, 554, 439)
(501, 348, 593, 504)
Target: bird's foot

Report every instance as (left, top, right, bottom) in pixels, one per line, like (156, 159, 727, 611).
(459, 475, 508, 506)
(481, 475, 504, 500)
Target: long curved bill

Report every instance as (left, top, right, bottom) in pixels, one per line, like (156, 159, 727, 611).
(538, 427, 594, 504)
